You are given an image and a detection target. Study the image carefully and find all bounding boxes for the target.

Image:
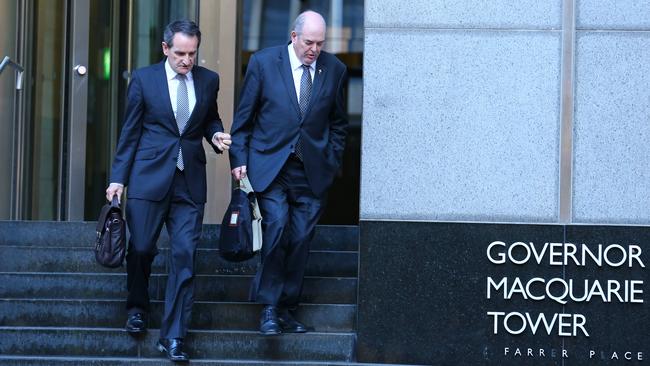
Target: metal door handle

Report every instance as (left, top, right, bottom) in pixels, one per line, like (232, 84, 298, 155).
(74, 64, 87, 76)
(0, 56, 24, 90)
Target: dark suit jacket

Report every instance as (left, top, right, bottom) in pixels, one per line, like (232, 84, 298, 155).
(110, 61, 224, 203)
(229, 45, 348, 198)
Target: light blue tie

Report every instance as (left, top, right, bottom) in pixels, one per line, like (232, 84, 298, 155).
(176, 74, 189, 170)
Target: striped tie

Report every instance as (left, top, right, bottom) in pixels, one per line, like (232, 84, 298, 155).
(176, 74, 190, 170)
(295, 64, 312, 161)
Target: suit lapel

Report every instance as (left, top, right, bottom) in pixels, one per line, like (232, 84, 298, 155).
(155, 61, 176, 127)
(185, 67, 203, 133)
(278, 48, 301, 118)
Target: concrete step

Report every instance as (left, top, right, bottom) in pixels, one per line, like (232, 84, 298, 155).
(0, 221, 361, 364)
(0, 299, 355, 332)
(0, 327, 355, 362)
(0, 221, 359, 252)
(0, 355, 410, 366)
(0, 273, 357, 304)
(0, 246, 358, 277)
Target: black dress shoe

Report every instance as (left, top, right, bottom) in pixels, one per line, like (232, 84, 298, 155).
(157, 338, 189, 362)
(125, 313, 146, 334)
(259, 305, 281, 335)
(277, 309, 307, 333)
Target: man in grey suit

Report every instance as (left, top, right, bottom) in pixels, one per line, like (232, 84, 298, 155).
(229, 10, 348, 335)
(106, 20, 231, 361)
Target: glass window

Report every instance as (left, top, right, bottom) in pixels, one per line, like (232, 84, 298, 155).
(131, 0, 198, 69)
(242, 0, 363, 54)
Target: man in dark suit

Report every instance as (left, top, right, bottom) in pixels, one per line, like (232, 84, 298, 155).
(229, 10, 348, 335)
(105, 20, 231, 362)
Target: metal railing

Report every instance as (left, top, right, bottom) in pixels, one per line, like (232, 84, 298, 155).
(0, 56, 24, 90)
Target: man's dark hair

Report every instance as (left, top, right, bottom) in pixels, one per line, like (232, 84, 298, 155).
(163, 20, 201, 48)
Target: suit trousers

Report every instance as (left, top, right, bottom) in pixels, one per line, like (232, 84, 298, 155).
(250, 156, 325, 308)
(125, 169, 204, 339)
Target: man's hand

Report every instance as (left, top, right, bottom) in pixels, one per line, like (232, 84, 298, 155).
(105, 183, 124, 203)
(231, 165, 247, 180)
(212, 132, 232, 151)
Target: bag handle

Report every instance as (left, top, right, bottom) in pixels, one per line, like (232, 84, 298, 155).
(95, 196, 120, 234)
(237, 177, 262, 220)
(238, 176, 254, 194)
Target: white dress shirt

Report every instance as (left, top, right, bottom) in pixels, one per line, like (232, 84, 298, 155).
(288, 43, 316, 100)
(165, 58, 197, 120)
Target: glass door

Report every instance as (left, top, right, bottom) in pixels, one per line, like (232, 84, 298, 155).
(83, 0, 123, 220)
(21, 0, 90, 220)
(20, 0, 68, 220)
(0, 0, 19, 219)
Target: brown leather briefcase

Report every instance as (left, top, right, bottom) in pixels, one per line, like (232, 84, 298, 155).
(94, 196, 126, 268)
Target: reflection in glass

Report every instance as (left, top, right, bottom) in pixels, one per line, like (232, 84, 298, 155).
(131, 0, 198, 69)
(0, 0, 18, 219)
(84, 0, 119, 219)
(24, 0, 65, 219)
(242, 0, 363, 53)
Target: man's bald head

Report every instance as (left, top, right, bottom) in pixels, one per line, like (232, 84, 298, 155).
(291, 10, 327, 65)
(293, 10, 326, 36)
